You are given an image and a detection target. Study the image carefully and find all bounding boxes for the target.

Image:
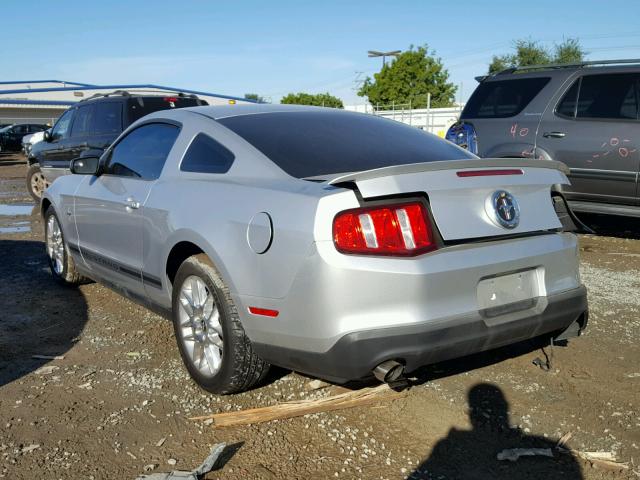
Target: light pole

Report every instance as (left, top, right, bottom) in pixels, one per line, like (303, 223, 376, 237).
(367, 50, 401, 67)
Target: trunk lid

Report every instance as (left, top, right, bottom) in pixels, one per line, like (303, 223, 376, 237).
(327, 159, 569, 241)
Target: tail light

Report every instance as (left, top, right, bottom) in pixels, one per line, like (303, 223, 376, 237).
(333, 201, 437, 256)
(445, 122, 478, 155)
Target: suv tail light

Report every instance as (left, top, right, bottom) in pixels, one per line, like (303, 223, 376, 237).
(333, 201, 437, 256)
(445, 121, 478, 155)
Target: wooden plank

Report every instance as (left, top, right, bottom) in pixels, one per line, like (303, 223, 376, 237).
(189, 384, 406, 428)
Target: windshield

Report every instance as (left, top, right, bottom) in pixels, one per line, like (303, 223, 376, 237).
(218, 110, 475, 178)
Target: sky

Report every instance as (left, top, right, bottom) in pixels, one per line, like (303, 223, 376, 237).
(3, 0, 639, 105)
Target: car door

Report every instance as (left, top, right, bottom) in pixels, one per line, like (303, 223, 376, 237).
(41, 109, 76, 166)
(8, 125, 29, 150)
(536, 72, 640, 205)
(90, 101, 124, 154)
(74, 122, 180, 295)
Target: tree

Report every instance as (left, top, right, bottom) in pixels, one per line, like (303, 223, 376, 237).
(244, 93, 266, 103)
(358, 45, 457, 109)
(280, 92, 343, 108)
(488, 38, 586, 74)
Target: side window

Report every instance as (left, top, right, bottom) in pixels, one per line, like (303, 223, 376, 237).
(51, 109, 74, 141)
(94, 102, 122, 134)
(13, 125, 28, 134)
(576, 73, 638, 120)
(180, 133, 235, 174)
(71, 105, 95, 137)
(105, 123, 179, 180)
(555, 80, 580, 118)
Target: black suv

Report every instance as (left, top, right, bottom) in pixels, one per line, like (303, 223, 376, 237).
(446, 59, 640, 218)
(27, 91, 208, 200)
(0, 123, 48, 153)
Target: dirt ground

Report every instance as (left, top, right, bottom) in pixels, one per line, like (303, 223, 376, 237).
(0, 153, 638, 480)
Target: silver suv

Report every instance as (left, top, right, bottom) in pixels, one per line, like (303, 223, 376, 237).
(447, 59, 640, 218)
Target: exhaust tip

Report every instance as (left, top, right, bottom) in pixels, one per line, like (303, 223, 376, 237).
(373, 360, 405, 383)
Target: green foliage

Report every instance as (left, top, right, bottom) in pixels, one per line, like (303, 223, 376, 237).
(244, 93, 267, 103)
(280, 92, 344, 108)
(488, 38, 586, 74)
(358, 45, 457, 108)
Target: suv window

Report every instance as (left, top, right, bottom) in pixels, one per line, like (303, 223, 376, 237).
(94, 102, 122, 134)
(180, 133, 235, 174)
(105, 123, 179, 180)
(13, 125, 28, 134)
(71, 105, 94, 137)
(577, 73, 638, 120)
(51, 109, 74, 141)
(462, 77, 550, 118)
(218, 111, 475, 178)
(127, 96, 204, 123)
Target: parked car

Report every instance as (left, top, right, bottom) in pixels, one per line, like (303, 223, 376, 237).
(0, 123, 48, 153)
(27, 90, 208, 200)
(446, 59, 640, 218)
(42, 104, 588, 394)
(22, 129, 48, 156)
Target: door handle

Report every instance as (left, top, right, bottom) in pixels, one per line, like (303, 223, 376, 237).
(124, 197, 140, 210)
(543, 131, 566, 139)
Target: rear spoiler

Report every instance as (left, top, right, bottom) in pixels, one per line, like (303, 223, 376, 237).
(308, 158, 570, 185)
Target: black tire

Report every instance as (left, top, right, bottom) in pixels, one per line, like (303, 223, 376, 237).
(44, 206, 88, 285)
(172, 254, 270, 394)
(27, 163, 49, 202)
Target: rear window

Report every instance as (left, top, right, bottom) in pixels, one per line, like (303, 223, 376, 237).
(218, 110, 475, 178)
(462, 77, 550, 118)
(127, 96, 207, 124)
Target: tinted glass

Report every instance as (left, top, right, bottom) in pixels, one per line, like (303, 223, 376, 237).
(29, 125, 46, 133)
(106, 123, 179, 180)
(51, 109, 74, 141)
(462, 77, 550, 118)
(71, 105, 94, 137)
(576, 73, 638, 120)
(181, 133, 235, 174)
(127, 96, 206, 124)
(218, 110, 475, 178)
(94, 102, 122, 134)
(13, 125, 28, 134)
(556, 80, 580, 118)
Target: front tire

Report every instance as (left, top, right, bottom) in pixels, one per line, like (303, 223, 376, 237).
(44, 207, 87, 285)
(27, 164, 49, 202)
(172, 254, 270, 394)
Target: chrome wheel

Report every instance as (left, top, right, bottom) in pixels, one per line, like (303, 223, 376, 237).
(30, 171, 48, 199)
(46, 215, 64, 276)
(178, 275, 223, 377)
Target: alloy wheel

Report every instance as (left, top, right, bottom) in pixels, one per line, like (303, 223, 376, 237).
(177, 275, 224, 377)
(46, 215, 64, 276)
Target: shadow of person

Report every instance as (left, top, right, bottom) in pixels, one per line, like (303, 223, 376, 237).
(413, 383, 582, 479)
(0, 239, 89, 387)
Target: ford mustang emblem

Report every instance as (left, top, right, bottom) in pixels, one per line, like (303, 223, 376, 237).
(489, 190, 520, 229)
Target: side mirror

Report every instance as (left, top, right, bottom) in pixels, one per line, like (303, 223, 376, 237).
(70, 156, 100, 175)
(43, 130, 52, 142)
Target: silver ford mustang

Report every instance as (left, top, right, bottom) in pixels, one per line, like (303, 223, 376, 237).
(41, 104, 588, 394)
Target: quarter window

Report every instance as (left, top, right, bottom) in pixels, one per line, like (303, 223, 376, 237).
(105, 123, 179, 180)
(180, 133, 235, 174)
(462, 77, 550, 118)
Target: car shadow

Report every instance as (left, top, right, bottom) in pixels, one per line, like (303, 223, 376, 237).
(411, 383, 583, 479)
(578, 212, 640, 240)
(0, 239, 88, 387)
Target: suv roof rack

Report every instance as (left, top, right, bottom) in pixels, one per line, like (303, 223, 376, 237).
(476, 58, 640, 82)
(79, 90, 201, 102)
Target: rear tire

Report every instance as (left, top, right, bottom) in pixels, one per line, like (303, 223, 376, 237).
(44, 206, 88, 285)
(27, 164, 49, 202)
(172, 254, 270, 394)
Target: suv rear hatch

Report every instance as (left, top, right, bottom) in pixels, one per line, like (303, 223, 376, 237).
(127, 95, 208, 123)
(328, 159, 568, 241)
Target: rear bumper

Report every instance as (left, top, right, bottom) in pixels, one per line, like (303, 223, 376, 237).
(253, 285, 587, 383)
